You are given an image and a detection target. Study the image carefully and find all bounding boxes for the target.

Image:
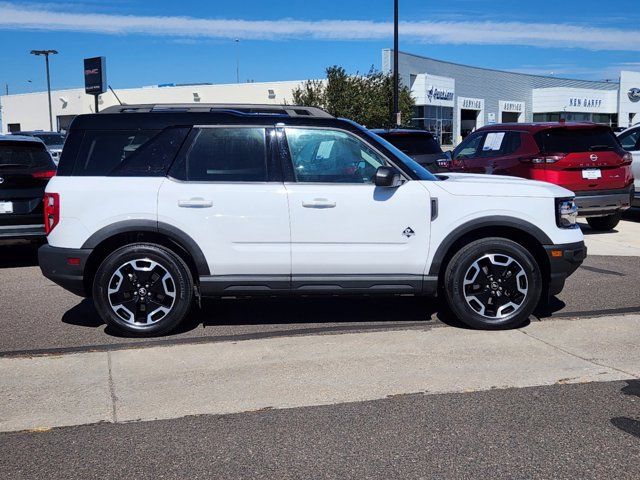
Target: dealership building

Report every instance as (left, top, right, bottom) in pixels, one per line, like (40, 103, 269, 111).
(383, 50, 640, 145)
(2, 49, 640, 146)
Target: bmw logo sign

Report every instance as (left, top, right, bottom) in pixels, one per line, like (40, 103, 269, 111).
(628, 87, 640, 103)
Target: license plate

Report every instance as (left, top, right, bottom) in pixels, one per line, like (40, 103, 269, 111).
(582, 169, 602, 180)
(0, 201, 13, 214)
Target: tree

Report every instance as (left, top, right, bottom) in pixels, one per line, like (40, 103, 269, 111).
(292, 66, 415, 129)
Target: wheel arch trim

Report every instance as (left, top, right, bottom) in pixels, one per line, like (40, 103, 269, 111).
(81, 220, 210, 276)
(428, 216, 553, 277)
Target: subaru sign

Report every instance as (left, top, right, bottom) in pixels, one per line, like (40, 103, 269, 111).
(84, 56, 107, 95)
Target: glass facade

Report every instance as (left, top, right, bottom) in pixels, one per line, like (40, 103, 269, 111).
(533, 112, 618, 127)
(412, 105, 454, 146)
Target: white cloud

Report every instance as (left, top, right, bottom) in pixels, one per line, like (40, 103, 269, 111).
(1, 2, 640, 51)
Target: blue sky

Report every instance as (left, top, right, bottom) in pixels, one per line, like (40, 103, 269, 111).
(1, 0, 639, 95)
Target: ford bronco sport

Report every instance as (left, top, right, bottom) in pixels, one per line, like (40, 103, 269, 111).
(38, 104, 586, 335)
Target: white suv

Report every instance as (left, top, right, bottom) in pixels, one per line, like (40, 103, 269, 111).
(38, 104, 586, 335)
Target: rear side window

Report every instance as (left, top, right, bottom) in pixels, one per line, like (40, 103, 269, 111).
(618, 129, 640, 151)
(0, 142, 53, 169)
(535, 128, 620, 154)
(73, 129, 160, 176)
(380, 132, 442, 155)
(478, 132, 522, 157)
(175, 127, 268, 182)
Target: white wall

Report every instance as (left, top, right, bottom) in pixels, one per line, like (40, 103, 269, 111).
(0, 80, 308, 132)
(532, 87, 618, 114)
(618, 71, 640, 128)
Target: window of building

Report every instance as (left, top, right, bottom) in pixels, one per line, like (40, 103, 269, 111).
(286, 128, 386, 184)
(412, 105, 454, 146)
(7, 123, 21, 133)
(533, 112, 618, 127)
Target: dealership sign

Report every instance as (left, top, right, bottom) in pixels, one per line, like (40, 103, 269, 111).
(568, 97, 603, 108)
(461, 98, 482, 110)
(628, 88, 640, 103)
(84, 56, 107, 95)
(428, 86, 455, 102)
(500, 101, 524, 113)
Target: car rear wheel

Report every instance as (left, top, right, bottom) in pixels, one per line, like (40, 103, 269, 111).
(444, 237, 542, 329)
(586, 213, 621, 232)
(93, 243, 194, 336)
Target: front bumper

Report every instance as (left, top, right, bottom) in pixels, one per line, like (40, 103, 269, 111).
(574, 185, 633, 217)
(545, 241, 587, 296)
(38, 244, 93, 297)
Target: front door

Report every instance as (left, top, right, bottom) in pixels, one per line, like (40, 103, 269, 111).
(281, 127, 431, 292)
(158, 126, 291, 290)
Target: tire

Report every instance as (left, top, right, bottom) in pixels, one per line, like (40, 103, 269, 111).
(586, 213, 621, 232)
(92, 243, 194, 336)
(443, 237, 542, 330)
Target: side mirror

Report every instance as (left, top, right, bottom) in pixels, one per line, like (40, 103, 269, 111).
(374, 166, 402, 187)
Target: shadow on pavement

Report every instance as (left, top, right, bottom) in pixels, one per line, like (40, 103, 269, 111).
(62, 296, 443, 338)
(610, 380, 640, 439)
(0, 242, 41, 268)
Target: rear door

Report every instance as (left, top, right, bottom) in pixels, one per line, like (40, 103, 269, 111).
(158, 125, 291, 290)
(618, 127, 640, 195)
(534, 127, 630, 192)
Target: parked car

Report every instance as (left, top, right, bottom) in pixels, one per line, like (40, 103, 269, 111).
(442, 122, 634, 231)
(371, 129, 448, 172)
(13, 131, 66, 165)
(39, 104, 585, 336)
(617, 125, 640, 207)
(0, 135, 56, 241)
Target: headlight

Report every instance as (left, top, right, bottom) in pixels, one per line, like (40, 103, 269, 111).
(556, 198, 578, 229)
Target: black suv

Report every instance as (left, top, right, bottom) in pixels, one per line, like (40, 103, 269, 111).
(0, 135, 56, 241)
(371, 129, 448, 172)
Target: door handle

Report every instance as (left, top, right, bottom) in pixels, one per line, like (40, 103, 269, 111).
(178, 198, 213, 208)
(302, 198, 336, 209)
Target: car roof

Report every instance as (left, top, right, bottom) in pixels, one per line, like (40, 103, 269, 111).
(69, 104, 355, 131)
(476, 122, 610, 134)
(0, 134, 45, 144)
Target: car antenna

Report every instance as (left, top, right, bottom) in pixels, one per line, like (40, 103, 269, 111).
(108, 85, 125, 105)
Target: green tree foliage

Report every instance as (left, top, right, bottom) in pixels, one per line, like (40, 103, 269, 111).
(292, 66, 415, 129)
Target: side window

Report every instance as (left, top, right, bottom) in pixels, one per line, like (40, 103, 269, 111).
(285, 128, 387, 184)
(454, 133, 483, 160)
(619, 129, 640, 151)
(73, 129, 160, 176)
(478, 132, 521, 157)
(180, 127, 268, 182)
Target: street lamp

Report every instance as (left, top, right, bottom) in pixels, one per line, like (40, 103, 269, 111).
(393, 0, 400, 127)
(234, 39, 240, 84)
(30, 49, 58, 131)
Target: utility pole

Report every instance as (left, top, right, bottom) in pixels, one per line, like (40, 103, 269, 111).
(30, 49, 58, 131)
(235, 39, 240, 83)
(393, 0, 400, 127)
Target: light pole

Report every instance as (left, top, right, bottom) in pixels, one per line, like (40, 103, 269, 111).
(393, 0, 400, 127)
(30, 49, 58, 131)
(235, 39, 240, 83)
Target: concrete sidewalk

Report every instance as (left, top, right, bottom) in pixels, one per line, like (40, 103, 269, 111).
(1, 315, 639, 433)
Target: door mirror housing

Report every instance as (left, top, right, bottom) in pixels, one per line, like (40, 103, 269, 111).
(374, 166, 402, 187)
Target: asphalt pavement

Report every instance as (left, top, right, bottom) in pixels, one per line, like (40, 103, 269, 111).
(2, 380, 639, 479)
(1, 245, 639, 355)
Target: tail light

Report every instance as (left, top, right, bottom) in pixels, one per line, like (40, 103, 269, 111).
(32, 170, 57, 179)
(43, 193, 60, 235)
(520, 154, 565, 165)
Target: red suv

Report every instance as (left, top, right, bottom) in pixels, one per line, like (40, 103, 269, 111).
(444, 123, 634, 231)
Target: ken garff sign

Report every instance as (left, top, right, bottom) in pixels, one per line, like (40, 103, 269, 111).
(84, 56, 107, 95)
(628, 88, 640, 103)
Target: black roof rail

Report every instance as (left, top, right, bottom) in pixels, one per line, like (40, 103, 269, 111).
(100, 103, 333, 118)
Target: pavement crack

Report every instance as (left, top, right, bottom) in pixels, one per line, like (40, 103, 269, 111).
(518, 328, 639, 380)
(107, 351, 118, 423)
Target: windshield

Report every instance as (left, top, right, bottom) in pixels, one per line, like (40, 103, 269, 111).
(33, 133, 66, 146)
(359, 129, 438, 181)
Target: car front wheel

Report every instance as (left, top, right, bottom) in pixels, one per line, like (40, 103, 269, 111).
(444, 237, 542, 329)
(93, 243, 194, 336)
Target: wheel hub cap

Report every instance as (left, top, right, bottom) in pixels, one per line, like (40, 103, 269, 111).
(463, 253, 528, 320)
(107, 258, 177, 326)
